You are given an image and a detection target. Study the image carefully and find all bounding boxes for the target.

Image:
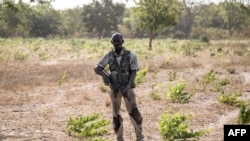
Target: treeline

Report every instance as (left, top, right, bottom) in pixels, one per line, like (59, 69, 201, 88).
(0, 0, 250, 39)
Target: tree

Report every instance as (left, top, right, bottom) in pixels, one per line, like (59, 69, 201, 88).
(0, 0, 61, 37)
(190, 3, 225, 38)
(220, 1, 250, 36)
(28, 4, 61, 37)
(132, 0, 179, 50)
(0, 0, 18, 12)
(0, 0, 30, 37)
(121, 8, 147, 38)
(60, 8, 85, 37)
(179, 0, 203, 39)
(0, 0, 54, 11)
(82, 0, 125, 39)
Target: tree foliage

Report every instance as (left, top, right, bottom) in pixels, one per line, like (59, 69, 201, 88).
(29, 4, 61, 37)
(60, 8, 85, 37)
(0, 0, 249, 39)
(220, 1, 250, 35)
(121, 8, 147, 38)
(0, 1, 61, 37)
(82, 0, 125, 39)
(132, 0, 180, 50)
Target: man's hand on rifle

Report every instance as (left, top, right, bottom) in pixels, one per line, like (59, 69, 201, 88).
(102, 76, 110, 86)
(122, 84, 130, 94)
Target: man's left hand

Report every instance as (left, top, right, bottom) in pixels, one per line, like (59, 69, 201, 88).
(122, 85, 130, 94)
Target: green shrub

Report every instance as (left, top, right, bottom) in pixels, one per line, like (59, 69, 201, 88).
(149, 91, 161, 100)
(180, 43, 192, 55)
(135, 66, 148, 86)
(14, 51, 28, 61)
(66, 113, 110, 141)
(237, 103, 250, 124)
(217, 47, 223, 53)
(217, 78, 230, 87)
(234, 50, 244, 56)
(58, 71, 67, 87)
(168, 71, 176, 81)
(218, 92, 243, 107)
(159, 112, 210, 141)
(149, 83, 163, 101)
(39, 52, 50, 60)
(203, 69, 217, 85)
(167, 82, 194, 103)
(200, 34, 210, 43)
(227, 68, 235, 74)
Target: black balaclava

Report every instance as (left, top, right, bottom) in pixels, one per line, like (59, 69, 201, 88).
(111, 33, 124, 55)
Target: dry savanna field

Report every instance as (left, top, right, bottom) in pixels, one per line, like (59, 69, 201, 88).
(0, 38, 250, 141)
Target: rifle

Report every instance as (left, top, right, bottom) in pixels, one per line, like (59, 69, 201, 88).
(102, 69, 131, 101)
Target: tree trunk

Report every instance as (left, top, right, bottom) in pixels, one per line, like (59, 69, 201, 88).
(148, 29, 153, 50)
(182, 0, 194, 39)
(185, 8, 193, 39)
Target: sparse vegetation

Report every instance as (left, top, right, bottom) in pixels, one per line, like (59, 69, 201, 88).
(159, 112, 210, 141)
(203, 69, 217, 85)
(66, 113, 110, 140)
(237, 103, 250, 124)
(1, 38, 250, 140)
(39, 52, 50, 60)
(218, 92, 244, 107)
(227, 68, 235, 74)
(58, 71, 67, 87)
(168, 71, 176, 81)
(217, 78, 230, 87)
(135, 66, 148, 86)
(167, 82, 194, 103)
(149, 83, 163, 101)
(14, 51, 29, 61)
(200, 34, 209, 43)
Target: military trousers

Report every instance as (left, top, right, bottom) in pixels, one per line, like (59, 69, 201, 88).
(110, 88, 144, 141)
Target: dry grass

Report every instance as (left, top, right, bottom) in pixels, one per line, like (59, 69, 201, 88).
(0, 38, 250, 141)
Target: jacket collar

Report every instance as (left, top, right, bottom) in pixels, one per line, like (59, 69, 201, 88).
(112, 47, 126, 57)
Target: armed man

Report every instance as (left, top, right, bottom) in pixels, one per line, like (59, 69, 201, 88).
(94, 33, 144, 141)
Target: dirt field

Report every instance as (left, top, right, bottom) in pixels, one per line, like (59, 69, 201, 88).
(1, 39, 250, 141)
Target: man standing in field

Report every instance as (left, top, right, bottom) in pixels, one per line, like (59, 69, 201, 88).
(94, 33, 144, 141)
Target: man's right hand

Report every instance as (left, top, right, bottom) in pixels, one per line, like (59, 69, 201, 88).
(102, 76, 110, 86)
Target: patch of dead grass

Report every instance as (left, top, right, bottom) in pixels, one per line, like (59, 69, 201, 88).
(1, 39, 250, 141)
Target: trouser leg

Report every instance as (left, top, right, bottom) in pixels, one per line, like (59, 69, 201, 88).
(110, 90, 124, 141)
(124, 89, 144, 141)
(113, 115, 123, 141)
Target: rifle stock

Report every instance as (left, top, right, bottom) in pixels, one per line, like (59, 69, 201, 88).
(102, 69, 125, 92)
(102, 69, 132, 103)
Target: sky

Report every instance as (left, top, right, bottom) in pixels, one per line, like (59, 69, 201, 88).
(50, 0, 95, 10)
(50, 0, 219, 10)
(18, 0, 219, 10)
(50, 0, 136, 9)
(16, 0, 135, 10)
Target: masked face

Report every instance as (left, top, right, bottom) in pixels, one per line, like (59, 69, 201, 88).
(111, 35, 124, 54)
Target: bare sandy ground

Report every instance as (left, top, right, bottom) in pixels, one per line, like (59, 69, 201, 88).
(1, 46, 250, 141)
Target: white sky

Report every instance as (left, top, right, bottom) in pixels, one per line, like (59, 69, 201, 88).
(51, 0, 135, 9)
(17, 0, 219, 10)
(50, 0, 220, 10)
(16, 0, 135, 10)
(50, 0, 89, 9)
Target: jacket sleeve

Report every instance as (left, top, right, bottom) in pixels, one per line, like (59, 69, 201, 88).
(130, 52, 139, 71)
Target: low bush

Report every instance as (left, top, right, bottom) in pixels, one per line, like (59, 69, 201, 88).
(167, 82, 194, 103)
(159, 112, 210, 141)
(66, 113, 110, 141)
